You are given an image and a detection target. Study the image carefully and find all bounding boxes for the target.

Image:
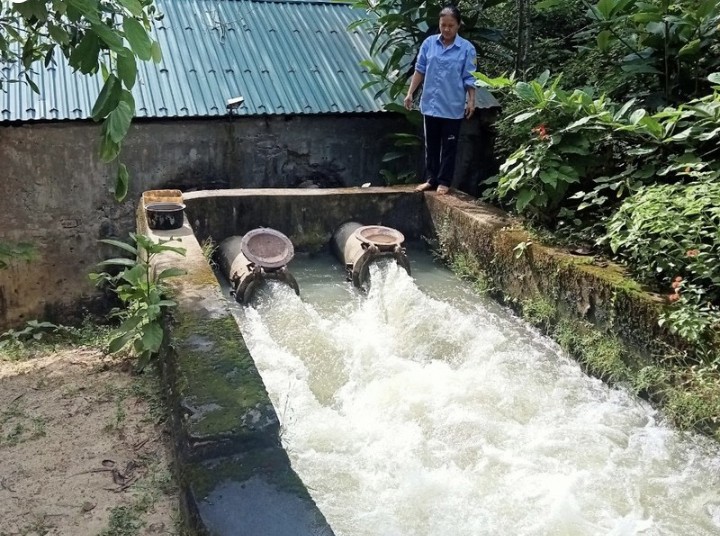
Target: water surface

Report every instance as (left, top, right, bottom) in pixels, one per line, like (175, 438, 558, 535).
(230, 249, 720, 536)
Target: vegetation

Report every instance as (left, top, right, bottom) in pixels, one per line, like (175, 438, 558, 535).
(89, 233, 186, 371)
(0, 316, 115, 361)
(0, 0, 162, 271)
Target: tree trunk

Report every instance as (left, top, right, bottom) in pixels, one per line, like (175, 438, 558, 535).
(515, 0, 531, 77)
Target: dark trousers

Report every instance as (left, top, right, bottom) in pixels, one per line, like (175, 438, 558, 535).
(424, 115, 462, 187)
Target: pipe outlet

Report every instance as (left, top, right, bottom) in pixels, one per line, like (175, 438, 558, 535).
(218, 229, 300, 304)
(331, 222, 410, 288)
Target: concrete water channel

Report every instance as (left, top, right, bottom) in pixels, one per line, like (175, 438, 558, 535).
(140, 187, 720, 535)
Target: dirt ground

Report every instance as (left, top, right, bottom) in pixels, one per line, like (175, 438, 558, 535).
(0, 343, 182, 536)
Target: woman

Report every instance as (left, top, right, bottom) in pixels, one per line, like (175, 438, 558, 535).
(403, 5, 477, 195)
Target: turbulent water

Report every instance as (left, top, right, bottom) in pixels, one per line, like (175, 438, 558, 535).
(230, 251, 720, 536)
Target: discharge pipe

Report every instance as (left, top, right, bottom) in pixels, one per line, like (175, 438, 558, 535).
(331, 222, 410, 288)
(218, 229, 300, 304)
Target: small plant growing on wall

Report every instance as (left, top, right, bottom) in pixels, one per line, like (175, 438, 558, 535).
(90, 233, 186, 371)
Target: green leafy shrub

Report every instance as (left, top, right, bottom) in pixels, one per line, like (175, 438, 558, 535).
(605, 178, 720, 296)
(478, 72, 720, 225)
(605, 178, 720, 351)
(90, 233, 186, 370)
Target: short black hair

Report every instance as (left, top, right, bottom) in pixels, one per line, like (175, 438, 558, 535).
(439, 4, 461, 24)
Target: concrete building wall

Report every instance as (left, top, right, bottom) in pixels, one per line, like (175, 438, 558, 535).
(0, 114, 409, 329)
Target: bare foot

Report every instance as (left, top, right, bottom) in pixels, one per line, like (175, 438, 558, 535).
(414, 182, 435, 192)
(436, 185, 450, 195)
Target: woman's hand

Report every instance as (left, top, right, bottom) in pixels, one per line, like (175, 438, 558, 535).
(464, 102, 475, 119)
(403, 94, 414, 110)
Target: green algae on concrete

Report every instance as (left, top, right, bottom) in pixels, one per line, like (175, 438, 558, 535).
(170, 312, 280, 459)
(136, 203, 281, 462)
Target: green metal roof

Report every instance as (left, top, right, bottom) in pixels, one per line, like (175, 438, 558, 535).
(1, 0, 391, 122)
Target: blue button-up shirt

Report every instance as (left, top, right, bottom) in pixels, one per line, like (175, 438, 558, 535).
(415, 34, 476, 119)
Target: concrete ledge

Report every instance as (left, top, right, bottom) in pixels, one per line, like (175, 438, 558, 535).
(183, 186, 424, 251)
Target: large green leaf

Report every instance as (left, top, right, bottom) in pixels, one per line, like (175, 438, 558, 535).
(106, 100, 134, 144)
(115, 163, 129, 202)
(118, 0, 143, 17)
(539, 170, 558, 187)
(13, 0, 49, 22)
(697, 0, 717, 18)
(516, 189, 535, 212)
(595, 0, 615, 19)
(91, 21, 124, 52)
(515, 82, 537, 102)
(678, 39, 700, 57)
(67, 0, 100, 16)
(109, 330, 134, 353)
(513, 111, 539, 123)
(48, 23, 70, 45)
(157, 267, 186, 280)
(597, 30, 612, 52)
(99, 238, 138, 255)
(621, 62, 662, 74)
(123, 17, 152, 61)
(91, 74, 121, 120)
(99, 132, 120, 163)
(141, 321, 163, 354)
(68, 31, 100, 74)
(116, 47, 137, 89)
(97, 258, 136, 268)
(151, 41, 162, 63)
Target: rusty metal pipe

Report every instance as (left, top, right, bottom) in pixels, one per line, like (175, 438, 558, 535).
(331, 222, 410, 288)
(218, 231, 299, 305)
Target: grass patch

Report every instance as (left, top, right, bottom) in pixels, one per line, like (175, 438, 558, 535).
(99, 505, 145, 536)
(555, 319, 630, 383)
(130, 367, 168, 425)
(0, 315, 115, 362)
(521, 297, 557, 333)
(0, 401, 47, 447)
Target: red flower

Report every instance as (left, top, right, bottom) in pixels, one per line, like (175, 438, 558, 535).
(686, 249, 700, 257)
(531, 124, 549, 140)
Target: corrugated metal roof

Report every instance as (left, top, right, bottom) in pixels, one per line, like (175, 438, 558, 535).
(1, 0, 391, 122)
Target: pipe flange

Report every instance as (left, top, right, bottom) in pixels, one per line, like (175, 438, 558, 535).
(353, 225, 405, 252)
(240, 228, 295, 270)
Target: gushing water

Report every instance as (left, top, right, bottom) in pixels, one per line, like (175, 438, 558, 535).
(231, 253, 720, 536)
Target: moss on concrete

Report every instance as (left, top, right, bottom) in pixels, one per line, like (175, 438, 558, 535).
(172, 312, 279, 445)
(183, 268, 221, 288)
